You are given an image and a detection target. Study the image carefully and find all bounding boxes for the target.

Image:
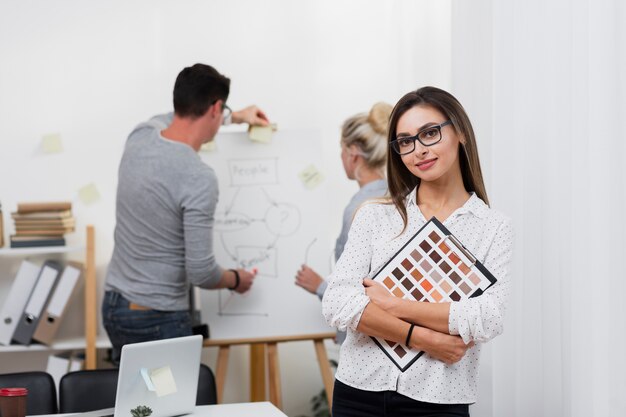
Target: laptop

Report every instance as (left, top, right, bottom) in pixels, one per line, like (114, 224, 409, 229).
(85, 335, 202, 417)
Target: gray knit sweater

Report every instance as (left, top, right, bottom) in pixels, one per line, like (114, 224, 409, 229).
(105, 113, 223, 310)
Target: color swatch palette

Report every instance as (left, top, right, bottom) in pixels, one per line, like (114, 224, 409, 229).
(371, 217, 497, 372)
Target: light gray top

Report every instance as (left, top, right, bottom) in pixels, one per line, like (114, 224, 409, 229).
(316, 178, 388, 299)
(335, 178, 388, 261)
(105, 113, 223, 311)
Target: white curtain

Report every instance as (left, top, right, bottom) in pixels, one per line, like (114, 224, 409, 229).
(452, 0, 626, 416)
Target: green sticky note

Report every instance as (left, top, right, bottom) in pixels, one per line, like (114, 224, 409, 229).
(200, 140, 217, 152)
(248, 125, 273, 143)
(78, 183, 101, 205)
(298, 165, 324, 190)
(41, 134, 63, 153)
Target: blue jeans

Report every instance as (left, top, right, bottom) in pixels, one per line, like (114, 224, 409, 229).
(102, 291, 192, 366)
(332, 379, 470, 417)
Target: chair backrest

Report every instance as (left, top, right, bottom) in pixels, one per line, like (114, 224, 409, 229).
(0, 371, 57, 415)
(59, 368, 119, 413)
(196, 364, 217, 405)
(59, 364, 217, 413)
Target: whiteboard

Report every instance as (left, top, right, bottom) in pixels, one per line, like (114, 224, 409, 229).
(198, 130, 333, 339)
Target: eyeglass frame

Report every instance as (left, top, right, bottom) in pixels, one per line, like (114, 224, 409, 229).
(211, 99, 232, 119)
(221, 102, 232, 119)
(390, 120, 453, 155)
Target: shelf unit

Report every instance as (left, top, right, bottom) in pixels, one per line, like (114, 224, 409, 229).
(0, 225, 98, 369)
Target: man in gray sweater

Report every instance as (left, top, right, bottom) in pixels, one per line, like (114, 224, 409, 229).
(103, 63, 268, 364)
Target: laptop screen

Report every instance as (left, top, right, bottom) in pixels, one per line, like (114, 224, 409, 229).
(114, 335, 202, 417)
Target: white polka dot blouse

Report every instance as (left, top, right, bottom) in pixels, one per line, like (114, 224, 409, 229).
(322, 188, 514, 404)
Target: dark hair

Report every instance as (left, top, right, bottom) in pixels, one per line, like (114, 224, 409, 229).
(387, 86, 489, 230)
(173, 63, 230, 118)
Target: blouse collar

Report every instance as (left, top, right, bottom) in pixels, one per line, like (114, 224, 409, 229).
(405, 187, 490, 220)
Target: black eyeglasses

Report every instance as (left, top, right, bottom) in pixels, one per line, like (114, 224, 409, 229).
(221, 102, 232, 119)
(390, 120, 452, 155)
(212, 100, 232, 119)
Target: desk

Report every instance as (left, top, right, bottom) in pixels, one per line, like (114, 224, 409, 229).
(32, 403, 287, 417)
(190, 403, 287, 417)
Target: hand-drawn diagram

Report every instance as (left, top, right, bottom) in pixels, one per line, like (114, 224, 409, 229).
(199, 130, 333, 339)
(214, 158, 304, 316)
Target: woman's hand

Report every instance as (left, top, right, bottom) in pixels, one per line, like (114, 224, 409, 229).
(414, 326, 475, 365)
(363, 278, 397, 313)
(295, 264, 324, 295)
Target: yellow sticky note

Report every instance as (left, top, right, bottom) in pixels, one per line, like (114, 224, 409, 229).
(298, 165, 324, 190)
(41, 134, 63, 153)
(248, 125, 273, 143)
(200, 140, 217, 152)
(78, 183, 101, 205)
(150, 366, 178, 397)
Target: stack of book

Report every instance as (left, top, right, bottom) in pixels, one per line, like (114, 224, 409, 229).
(10, 202, 75, 248)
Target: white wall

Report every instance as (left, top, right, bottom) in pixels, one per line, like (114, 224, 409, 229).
(450, 2, 494, 416)
(0, 1, 451, 415)
(451, 1, 626, 416)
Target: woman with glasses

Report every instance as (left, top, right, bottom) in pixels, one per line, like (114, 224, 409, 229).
(322, 87, 513, 416)
(295, 102, 391, 343)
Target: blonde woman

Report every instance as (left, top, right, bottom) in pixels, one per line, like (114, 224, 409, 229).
(295, 102, 391, 343)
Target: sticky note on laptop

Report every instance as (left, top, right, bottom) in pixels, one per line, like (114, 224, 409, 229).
(150, 366, 178, 397)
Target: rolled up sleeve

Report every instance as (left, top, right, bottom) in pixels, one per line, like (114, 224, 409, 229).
(449, 218, 514, 343)
(322, 205, 376, 332)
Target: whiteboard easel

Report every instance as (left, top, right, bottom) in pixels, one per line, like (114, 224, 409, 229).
(204, 332, 336, 410)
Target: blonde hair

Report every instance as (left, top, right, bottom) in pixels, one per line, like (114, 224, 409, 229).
(341, 102, 392, 171)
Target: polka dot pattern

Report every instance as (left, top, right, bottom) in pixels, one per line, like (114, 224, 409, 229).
(322, 189, 514, 404)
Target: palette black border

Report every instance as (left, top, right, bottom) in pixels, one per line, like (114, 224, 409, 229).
(369, 216, 498, 372)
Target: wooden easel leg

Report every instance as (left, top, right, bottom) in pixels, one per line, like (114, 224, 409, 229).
(314, 339, 335, 410)
(267, 342, 282, 409)
(215, 346, 230, 403)
(250, 343, 266, 402)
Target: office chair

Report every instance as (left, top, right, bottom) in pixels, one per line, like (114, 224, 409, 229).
(196, 364, 217, 405)
(59, 368, 119, 413)
(0, 371, 57, 415)
(59, 364, 217, 412)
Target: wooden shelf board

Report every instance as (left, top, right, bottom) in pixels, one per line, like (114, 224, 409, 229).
(0, 246, 85, 256)
(0, 336, 111, 353)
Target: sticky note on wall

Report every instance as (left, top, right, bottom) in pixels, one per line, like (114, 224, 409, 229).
(150, 366, 178, 397)
(200, 141, 217, 152)
(78, 183, 101, 205)
(41, 134, 63, 154)
(248, 124, 277, 143)
(298, 165, 324, 190)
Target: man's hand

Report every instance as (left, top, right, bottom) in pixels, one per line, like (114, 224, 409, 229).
(233, 268, 256, 294)
(295, 264, 324, 295)
(232, 105, 269, 126)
